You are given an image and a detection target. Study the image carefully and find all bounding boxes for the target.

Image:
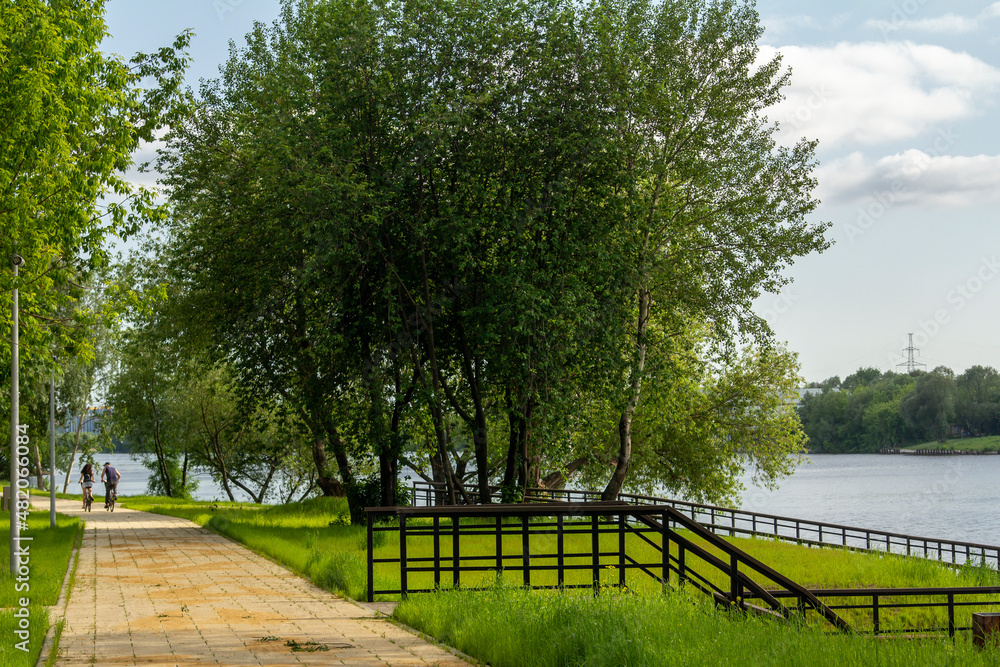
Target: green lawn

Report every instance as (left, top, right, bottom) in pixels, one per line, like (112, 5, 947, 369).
(0, 510, 81, 667)
(905, 435, 1000, 451)
(395, 585, 1000, 667)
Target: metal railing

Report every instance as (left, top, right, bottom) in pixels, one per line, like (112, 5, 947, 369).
(365, 501, 853, 633)
(763, 586, 1000, 638)
(371, 495, 1000, 639)
(410, 482, 1000, 570)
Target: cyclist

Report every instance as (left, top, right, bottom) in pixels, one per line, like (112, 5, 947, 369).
(101, 462, 121, 509)
(78, 462, 96, 508)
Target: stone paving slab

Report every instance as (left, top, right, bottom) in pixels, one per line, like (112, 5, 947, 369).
(38, 497, 471, 666)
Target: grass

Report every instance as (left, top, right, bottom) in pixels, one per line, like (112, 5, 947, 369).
(0, 511, 82, 607)
(905, 436, 1000, 452)
(394, 585, 1000, 667)
(0, 606, 49, 667)
(0, 509, 80, 667)
(120, 495, 1000, 664)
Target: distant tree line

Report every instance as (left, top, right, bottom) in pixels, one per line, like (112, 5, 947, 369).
(798, 366, 1000, 452)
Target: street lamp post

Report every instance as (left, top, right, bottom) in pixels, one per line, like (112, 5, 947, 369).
(50, 370, 55, 527)
(10, 253, 23, 575)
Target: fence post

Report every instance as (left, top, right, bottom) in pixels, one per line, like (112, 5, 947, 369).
(730, 553, 741, 608)
(400, 515, 409, 597)
(873, 594, 879, 636)
(678, 543, 686, 587)
(618, 512, 626, 588)
(433, 517, 441, 589)
(660, 511, 669, 586)
(366, 511, 375, 602)
(592, 513, 600, 591)
(522, 515, 531, 587)
(558, 514, 565, 588)
(453, 515, 461, 589)
(496, 516, 503, 574)
(948, 593, 955, 640)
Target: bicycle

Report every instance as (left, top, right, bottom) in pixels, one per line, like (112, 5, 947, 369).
(83, 489, 93, 512)
(106, 488, 117, 512)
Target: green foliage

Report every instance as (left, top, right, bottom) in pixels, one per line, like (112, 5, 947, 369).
(0, 0, 190, 404)
(901, 371, 957, 443)
(149, 0, 829, 511)
(799, 365, 1000, 451)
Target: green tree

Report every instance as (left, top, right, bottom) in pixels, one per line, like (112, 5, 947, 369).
(899, 372, 956, 443)
(592, 0, 829, 499)
(955, 365, 1000, 436)
(0, 1, 189, 378)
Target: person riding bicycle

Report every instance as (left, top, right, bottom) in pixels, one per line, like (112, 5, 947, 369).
(78, 463, 95, 508)
(101, 462, 121, 508)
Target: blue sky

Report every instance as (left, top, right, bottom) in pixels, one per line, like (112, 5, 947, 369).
(101, 0, 1000, 383)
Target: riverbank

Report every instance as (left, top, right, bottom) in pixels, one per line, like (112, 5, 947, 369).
(878, 447, 1000, 455)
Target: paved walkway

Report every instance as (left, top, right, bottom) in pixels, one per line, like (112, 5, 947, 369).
(38, 497, 471, 666)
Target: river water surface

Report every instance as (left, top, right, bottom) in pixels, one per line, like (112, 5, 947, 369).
(738, 454, 999, 546)
(62, 452, 1000, 547)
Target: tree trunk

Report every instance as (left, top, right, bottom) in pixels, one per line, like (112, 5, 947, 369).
(151, 400, 173, 498)
(62, 417, 83, 493)
(603, 286, 650, 501)
(457, 321, 490, 503)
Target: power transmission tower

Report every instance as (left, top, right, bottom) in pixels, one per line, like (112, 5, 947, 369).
(897, 333, 926, 374)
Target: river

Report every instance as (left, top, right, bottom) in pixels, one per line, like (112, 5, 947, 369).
(738, 453, 999, 546)
(59, 453, 1000, 547)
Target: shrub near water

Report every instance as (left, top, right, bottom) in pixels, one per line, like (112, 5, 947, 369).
(395, 586, 1000, 667)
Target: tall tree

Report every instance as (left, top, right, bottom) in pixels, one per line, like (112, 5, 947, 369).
(0, 0, 189, 457)
(591, 0, 830, 499)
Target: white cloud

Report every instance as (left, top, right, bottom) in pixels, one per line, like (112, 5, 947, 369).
(763, 42, 1000, 147)
(816, 150, 1000, 207)
(982, 2, 1000, 20)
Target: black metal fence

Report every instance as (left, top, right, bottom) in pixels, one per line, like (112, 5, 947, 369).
(366, 501, 852, 632)
(410, 482, 1000, 571)
(367, 500, 1000, 638)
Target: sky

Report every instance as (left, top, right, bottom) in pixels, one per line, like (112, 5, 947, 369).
(100, 0, 1000, 384)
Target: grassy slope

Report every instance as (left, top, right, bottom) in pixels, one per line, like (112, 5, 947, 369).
(904, 435, 1000, 451)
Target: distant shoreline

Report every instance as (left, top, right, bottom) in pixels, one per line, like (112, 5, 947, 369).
(876, 447, 1000, 456)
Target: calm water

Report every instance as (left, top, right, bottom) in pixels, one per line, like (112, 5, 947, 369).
(61, 453, 244, 502)
(59, 453, 1000, 546)
(738, 454, 1000, 546)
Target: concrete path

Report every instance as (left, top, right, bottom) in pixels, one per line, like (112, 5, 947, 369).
(38, 497, 471, 666)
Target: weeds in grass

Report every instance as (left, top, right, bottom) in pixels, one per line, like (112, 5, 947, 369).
(285, 639, 329, 652)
